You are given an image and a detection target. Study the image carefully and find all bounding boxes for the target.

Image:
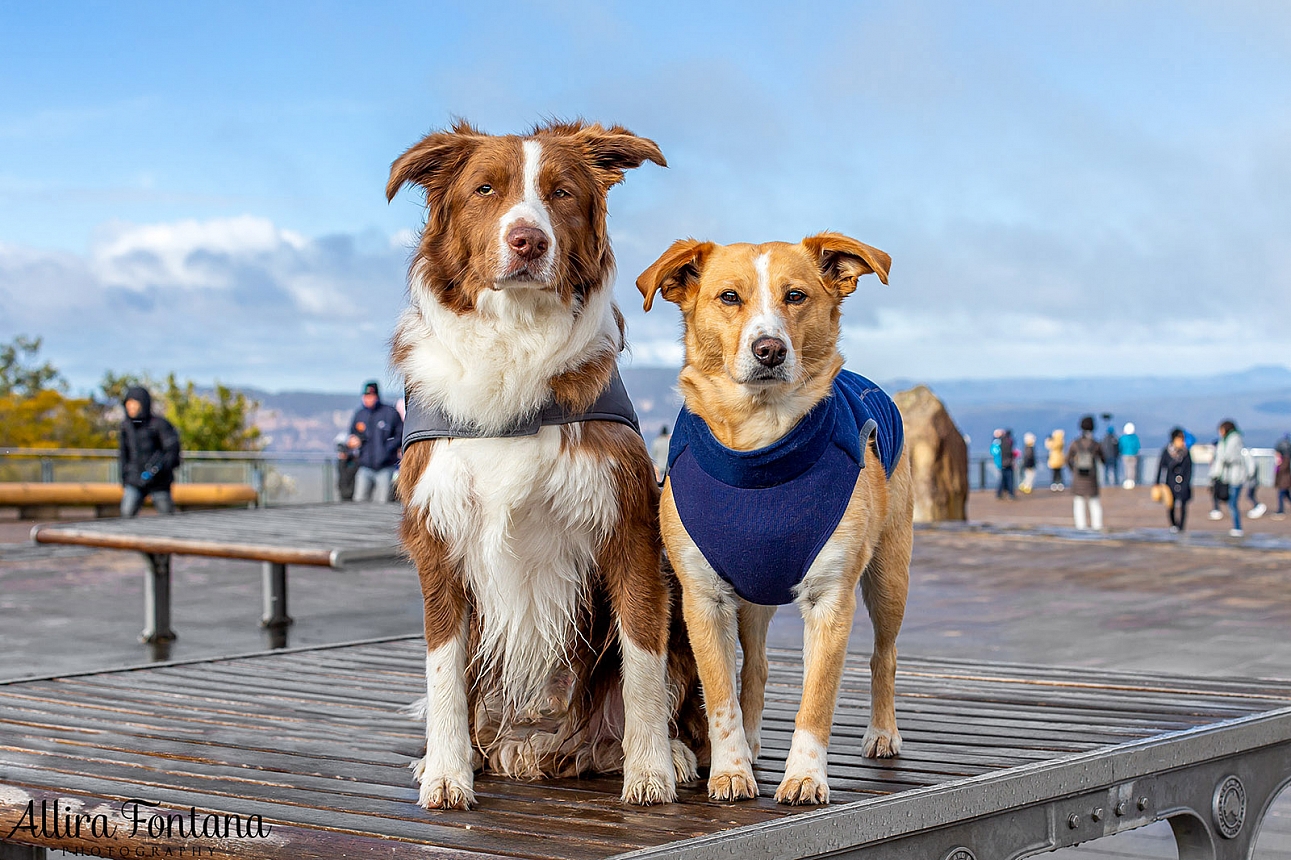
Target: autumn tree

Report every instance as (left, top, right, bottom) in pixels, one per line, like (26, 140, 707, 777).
(161, 375, 262, 452)
(0, 336, 113, 448)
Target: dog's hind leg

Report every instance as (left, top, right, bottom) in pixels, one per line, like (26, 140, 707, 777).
(737, 601, 776, 759)
(859, 522, 911, 760)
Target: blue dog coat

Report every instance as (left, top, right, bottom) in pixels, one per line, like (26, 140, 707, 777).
(667, 370, 903, 606)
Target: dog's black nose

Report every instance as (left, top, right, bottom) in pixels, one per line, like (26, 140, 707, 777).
(751, 337, 787, 368)
(507, 225, 549, 261)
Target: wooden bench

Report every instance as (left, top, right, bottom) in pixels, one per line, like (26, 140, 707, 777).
(0, 482, 258, 518)
(1, 637, 1289, 860)
(30, 503, 403, 643)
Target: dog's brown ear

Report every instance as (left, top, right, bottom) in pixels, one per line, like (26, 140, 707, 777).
(569, 122, 666, 189)
(386, 119, 485, 202)
(801, 232, 891, 297)
(637, 239, 714, 311)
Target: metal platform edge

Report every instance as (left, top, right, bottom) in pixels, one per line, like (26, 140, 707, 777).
(619, 706, 1291, 860)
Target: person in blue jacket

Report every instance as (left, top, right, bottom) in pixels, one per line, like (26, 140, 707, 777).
(347, 381, 403, 503)
(1119, 422, 1142, 488)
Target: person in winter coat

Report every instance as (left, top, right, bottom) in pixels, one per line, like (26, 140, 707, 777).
(1210, 419, 1248, 537)
(1045, 429, 1066, 491)
(1275, 433, 1291, 517)
(1155, 427, 1193, 533)
(1119, 422, 1141, 489)
(1100, 425, 1120, 487)
(992, 428, 1017, 499)
(118, 386, 181, 517)
(1020, 432, 1038, 494)
(1245, 446, 1267, 519)
(1067, 415, 1104, 530)
(334, 432, 359, 501)
(347, 381, 403, 503)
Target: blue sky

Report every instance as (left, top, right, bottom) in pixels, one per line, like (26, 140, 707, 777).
(2, 1, 1289, 392)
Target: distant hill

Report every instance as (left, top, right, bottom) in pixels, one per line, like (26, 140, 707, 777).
(240, 365, 1291, 455)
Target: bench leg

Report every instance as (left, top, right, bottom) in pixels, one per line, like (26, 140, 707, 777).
(261, 562, 294, 630)
(0, 843, 46, 859)
(140, 553, 177, 644)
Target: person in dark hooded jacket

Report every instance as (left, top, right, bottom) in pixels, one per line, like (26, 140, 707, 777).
(118, 386, 182, 517)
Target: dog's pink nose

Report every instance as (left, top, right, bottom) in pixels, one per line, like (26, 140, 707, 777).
(751, 337, 787, 368)
(507, 225, 549, 261)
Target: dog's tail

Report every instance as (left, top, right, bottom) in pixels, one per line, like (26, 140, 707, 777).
(400, 696, 429, 719)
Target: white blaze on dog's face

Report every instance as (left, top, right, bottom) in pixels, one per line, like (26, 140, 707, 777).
(387, 120, 666, 313)
(637, 233, 891, 392)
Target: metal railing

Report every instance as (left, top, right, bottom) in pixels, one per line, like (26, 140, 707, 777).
(0, 448, 341, 506)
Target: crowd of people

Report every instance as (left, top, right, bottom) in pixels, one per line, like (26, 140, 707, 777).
(990, 418, 1291, 537)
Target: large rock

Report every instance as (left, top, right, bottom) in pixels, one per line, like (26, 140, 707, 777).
(893, 385, 969, 522)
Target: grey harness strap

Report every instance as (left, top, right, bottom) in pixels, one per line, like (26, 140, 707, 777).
(402, 368, 641, 445)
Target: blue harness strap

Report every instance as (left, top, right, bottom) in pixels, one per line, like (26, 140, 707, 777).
(667, 370, 903, 606)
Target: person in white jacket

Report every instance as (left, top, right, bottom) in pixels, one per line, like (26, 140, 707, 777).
(1211, 419, 1248, 537)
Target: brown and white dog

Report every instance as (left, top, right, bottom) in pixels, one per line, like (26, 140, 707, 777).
(637, 234, 913, 805)
(387, 120, 703, 810)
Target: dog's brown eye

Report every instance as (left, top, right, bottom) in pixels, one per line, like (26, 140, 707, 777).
(785, 290, 807, 304)
(552, 188, 572, 199)
(719, 291, 742, 306)
(475, 184, 494, 196)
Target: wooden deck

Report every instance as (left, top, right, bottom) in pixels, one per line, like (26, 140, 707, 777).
(30, 502, 403, 568)
(2, 637, 1291, 859)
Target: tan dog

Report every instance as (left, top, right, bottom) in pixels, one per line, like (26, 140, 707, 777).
(637, 233, 913, 806)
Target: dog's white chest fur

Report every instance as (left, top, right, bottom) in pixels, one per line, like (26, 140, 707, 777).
(399, 281, 624, 708)
(409, 428, 619, 708)
(399, 283, 619, 435)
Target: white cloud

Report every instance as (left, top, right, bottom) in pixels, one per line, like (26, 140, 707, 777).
(0, 216, 407, 392)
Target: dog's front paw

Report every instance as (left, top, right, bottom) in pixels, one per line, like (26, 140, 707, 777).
(775, 773, 829, 806)
(861, 726, 903, 758)
(621, 767, 677, 806)
(411, 757, 475, 810)
(670, 739, 700, 784)
(708, 767, 758, 801)
(777, 728, 829, 805)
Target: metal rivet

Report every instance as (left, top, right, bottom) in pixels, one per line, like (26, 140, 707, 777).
(1092, 808, 1103, 822)
(1068, 814, 1080, 829)
(1114, 801, 1127, 817)
(1138, 797, 1149, 811)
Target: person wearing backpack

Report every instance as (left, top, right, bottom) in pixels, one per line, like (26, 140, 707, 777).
(1067, 415, 1105, 530)
(1211, 419, 1248, 537)
(118, 386, 182, 517)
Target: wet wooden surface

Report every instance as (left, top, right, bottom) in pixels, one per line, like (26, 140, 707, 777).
(29, 502, 402, 567)
(3, 637, 1291, 858)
